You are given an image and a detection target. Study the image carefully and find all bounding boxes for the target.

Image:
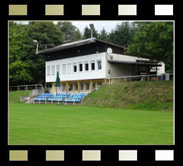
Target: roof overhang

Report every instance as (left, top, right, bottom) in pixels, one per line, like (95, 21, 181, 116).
(108, 60, 162, 66)
(37, 38, 126, 55)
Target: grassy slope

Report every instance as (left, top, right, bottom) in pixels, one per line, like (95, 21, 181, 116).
(9, 90, 31, 103)
(83, 81, 173, 111)
(8, 85, 173, 145)
(9, 103, 173, 145)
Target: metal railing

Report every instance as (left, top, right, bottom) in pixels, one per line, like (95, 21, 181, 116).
(110, 73, 173, 84)
(9, 84, 43, 91)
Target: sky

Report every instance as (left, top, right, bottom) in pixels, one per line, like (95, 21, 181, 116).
(54, 21, 126, 33)
(16, 21, 130, 34)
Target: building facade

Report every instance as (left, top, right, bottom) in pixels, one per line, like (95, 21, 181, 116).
(38, 38, 165, 94)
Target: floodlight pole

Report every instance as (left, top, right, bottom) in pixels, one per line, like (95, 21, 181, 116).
(36, 42, 39, 54)
(33, 40, 39, 54)
(91, 29, 93, 38)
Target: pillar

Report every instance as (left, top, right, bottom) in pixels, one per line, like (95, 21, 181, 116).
(66, 82, 69, 93)
(90, 80, 93, 92)
(78, 81, 80, 93)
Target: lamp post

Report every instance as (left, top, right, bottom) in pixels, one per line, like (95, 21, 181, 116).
(33, 40, 39, 54)
(89, 24, 94, 38)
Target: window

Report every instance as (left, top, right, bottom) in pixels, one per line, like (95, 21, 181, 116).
(62, 84, 66, 91)
(69, 84, 73, 91)
(80, 83, 84, 91)
(52, 65, 55, 75)
(56, 65, 60, 74)
(93, 82, 96, 89)
(97, 60, 102, 69)
(86, 83, 90, 91)
(91, 61, 95, 70)
(62, 64, 66, 75)
(47, 66, 50, 76)
(75, 83, 78, 91)
(79, 63, 83, 72)
(85, 62, 89, 71)
(67, 63, 71, 74)
(73, 63, 77, 72)
(98, 82, 102, 87)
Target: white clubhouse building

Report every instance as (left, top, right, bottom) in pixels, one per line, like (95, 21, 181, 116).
(38, 38, 165, 94)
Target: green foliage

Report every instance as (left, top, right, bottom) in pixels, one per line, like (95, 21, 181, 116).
(82, 24, 99, 39)
(126, 22, 173, 72)
(57, 21, 82, 42)
(9, 61, 33, 84)
(98, 28, 108, 40)
(106, 22, 137, 47)
(9, 22, 29, 63)
(9, 22, 64, 85)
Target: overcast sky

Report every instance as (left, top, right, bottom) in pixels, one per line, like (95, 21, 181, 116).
(55, 21, 127, 33)
(16, 20, 131, 34)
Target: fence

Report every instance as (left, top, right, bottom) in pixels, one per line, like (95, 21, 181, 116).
(110, 74, 173, 84)
(9, 84, 43, 91)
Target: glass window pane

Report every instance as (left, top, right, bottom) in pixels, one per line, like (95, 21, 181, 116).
(47, 66, 50, 75)
(98, 61, 102, 69)
(62, 64, 66, 74)
(52, 65, 55, 75)
(73, 63, 77, 72)
(91, 62, 95, 70)
(67, 63, 71, 74)
(80, 83, 84, 90)
(79, 63, 83, 72)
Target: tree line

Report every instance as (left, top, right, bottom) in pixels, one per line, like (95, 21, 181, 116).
(9, 21, 173, 86)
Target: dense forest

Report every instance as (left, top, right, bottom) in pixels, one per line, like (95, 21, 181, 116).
(9, 21, 173, 86)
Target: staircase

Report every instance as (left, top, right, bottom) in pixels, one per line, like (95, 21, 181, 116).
(20, 89, 45, 104)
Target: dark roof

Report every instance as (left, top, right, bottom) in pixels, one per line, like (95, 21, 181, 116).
(37, 38, 126, 55)
(108, 60, 162, 66)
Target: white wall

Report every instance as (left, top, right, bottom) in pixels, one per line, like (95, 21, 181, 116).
(106, 59, 132, 79)
(105, 53, 165, 78)
(46, 52, 106, 82)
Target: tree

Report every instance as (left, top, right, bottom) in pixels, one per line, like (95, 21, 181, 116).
(24, 22, 64, 84)
(82, 24, 99, 39)
(9, 21, 64, 85)
(9, 22, 33, 85)
(126, 22, 173, 72)
(98, 28, 108, 41)
(56, 21, 82, 43)
(106, 22, 137, 47)
(9, 22, 29, 63)
(9, 61, 33, 85)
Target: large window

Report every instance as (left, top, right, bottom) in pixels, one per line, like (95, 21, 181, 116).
(47, 66, 50, 76)
(91, 61, 95, 70)
(62, 64, 66, 75)
(67, 63, 71, 74)
(85, 61, 89, 71)
(79, 63, 83, 72)
(97, 60, 102, 69)
(62, 83, 66, 91)
(98, 82, 102, 87)
(73, 63, 77, 73)
(80, 83, 84, 91)
(86, 83, 90, 91)
(52, 65, 55, 75)
(69, 84, 73, 91)
(75, 83, 78, 91)
(93, 82, 96, 89)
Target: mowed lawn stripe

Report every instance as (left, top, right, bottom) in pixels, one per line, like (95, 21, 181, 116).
(9, 103, 173, 145)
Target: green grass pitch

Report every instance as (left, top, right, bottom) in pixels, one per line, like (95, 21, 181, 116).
(9, 103, 173, 145)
